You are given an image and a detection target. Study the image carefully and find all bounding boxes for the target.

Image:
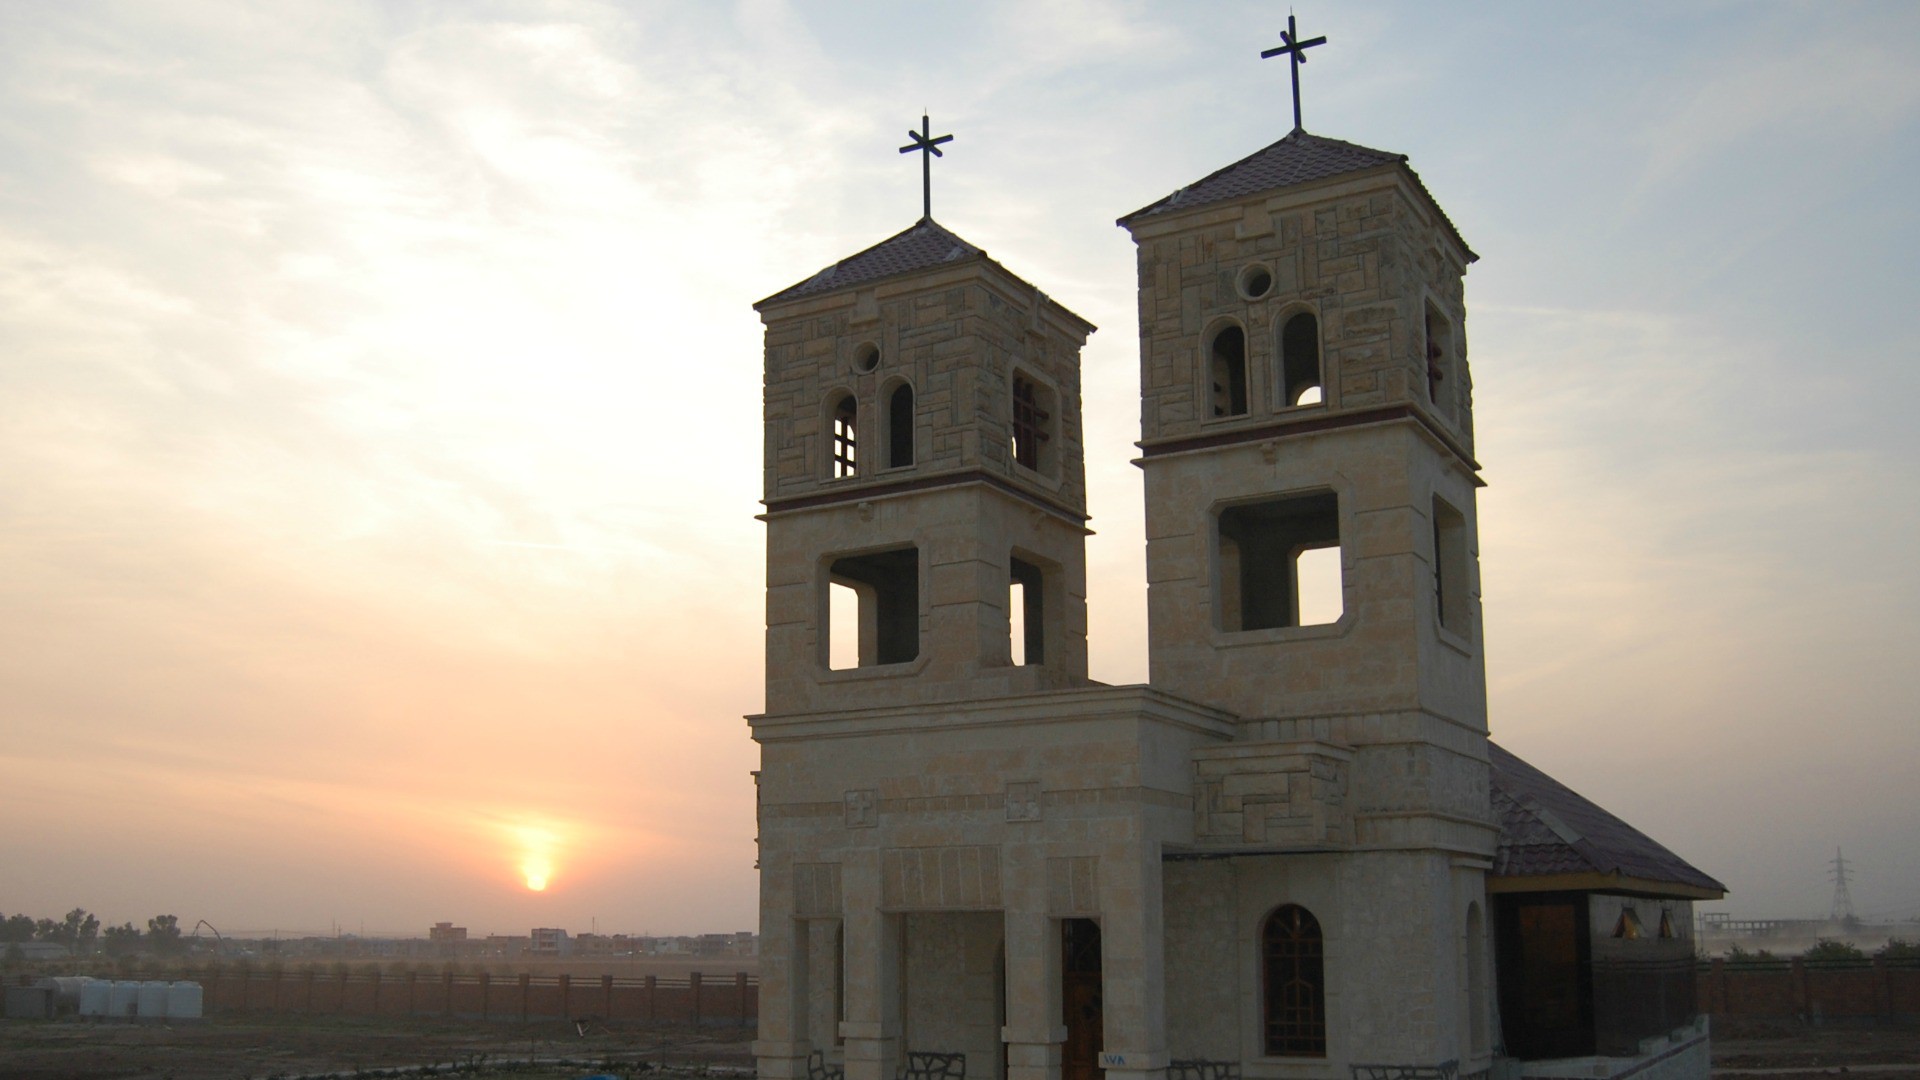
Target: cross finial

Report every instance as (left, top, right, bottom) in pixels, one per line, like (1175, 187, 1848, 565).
(1260, 13, 1328, 133)
(899, 113, 954, 221)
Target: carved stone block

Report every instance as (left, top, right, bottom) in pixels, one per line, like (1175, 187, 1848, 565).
(1006, 780, 1042, 822)
(844, 789, 877, 829)
(1192, 740, 1353, 850)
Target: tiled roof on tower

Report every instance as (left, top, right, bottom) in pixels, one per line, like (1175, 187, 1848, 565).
(1489, 742, 1726, 898)
(1117, 129, 1476, 261)
(755, 218, 986, 308)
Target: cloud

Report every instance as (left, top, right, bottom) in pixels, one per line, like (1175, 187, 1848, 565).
(1628, 9, 1920, 201)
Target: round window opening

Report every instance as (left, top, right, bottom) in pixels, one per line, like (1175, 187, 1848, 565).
(853, 343, 881, 374)
(1238, 264, 1274, 300)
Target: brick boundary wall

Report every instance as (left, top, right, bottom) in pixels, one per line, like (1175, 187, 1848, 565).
(175, 969, 758, 1027)
(1699, 958, 1920, 1024)
(19, 960, 1917, 1029)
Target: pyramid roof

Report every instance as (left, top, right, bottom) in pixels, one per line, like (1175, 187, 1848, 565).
(1119, 129, 1475, 261)
(756, 218, 988, 308)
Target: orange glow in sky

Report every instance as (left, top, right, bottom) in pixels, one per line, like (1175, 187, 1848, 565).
(510, 824, 563, 894)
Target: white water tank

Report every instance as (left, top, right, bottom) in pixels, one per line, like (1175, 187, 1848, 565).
(108, 981, 140, 1018)
(165, 981, 203, 1020)
(44, 976, 91, 1012)
(78, 979, 111, 1017)
(136, 980, 169, 1019)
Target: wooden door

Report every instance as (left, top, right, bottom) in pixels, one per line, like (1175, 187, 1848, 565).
(1061, 919, 1103, 1080)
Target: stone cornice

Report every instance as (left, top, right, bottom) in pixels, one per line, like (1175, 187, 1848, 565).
(1136, 403, 1483, 480)
(747, 683, 1239, 742)
(760, 467, 1091, 525)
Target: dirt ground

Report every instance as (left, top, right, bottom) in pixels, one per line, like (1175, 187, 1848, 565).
(0, 1015, 754, 1080)
(1712, 1021, 1920, 1077)
(1, 1016, 1916, 1080)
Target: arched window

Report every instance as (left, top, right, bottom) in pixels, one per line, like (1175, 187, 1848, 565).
(1281, 312, 1322, 407)
(1209, 325, 1248, 418)
(887, 382, 915, 469)
(1262, 905, 1326, 1056)
(830, 394, 858, 479)
(1466, 902, 1488, 1056)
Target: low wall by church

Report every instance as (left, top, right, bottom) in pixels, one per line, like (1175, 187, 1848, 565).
(1699, 957, 1920, 1023)
(1514, 1017, 1709, 1080)
(149, 968, 759, 1026)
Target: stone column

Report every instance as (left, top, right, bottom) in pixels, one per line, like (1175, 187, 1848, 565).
(1097, 841, 1167, 1080)
(842, 854, 903, 1080)
(1002, 907, 1065, 1080)
(754, 857, 812, 1080)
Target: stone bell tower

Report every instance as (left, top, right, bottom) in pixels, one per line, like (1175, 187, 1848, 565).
(752, 218, 1139, 1080)
(1119, 126, 1500, 1067)
(1119, 129, 1486, 742)
(752, 217, 1097, 717)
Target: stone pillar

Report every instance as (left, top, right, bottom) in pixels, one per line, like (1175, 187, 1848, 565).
(841, 861, 903, 1080)
(755, 849, 812, 1080)
(1002, 907, 1065, 1080)
(1097, 842, 1167, 1080)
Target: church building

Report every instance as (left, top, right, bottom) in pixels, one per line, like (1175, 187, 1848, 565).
(747, 30, 1722, 1080)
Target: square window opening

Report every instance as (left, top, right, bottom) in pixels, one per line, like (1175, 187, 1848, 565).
(826, 547, 919, 668)
(1217, 492, 1343, 632)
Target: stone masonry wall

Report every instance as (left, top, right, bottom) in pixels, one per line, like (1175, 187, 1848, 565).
(761, 269, 1088, 516)
(1129, 175, 1471, 455)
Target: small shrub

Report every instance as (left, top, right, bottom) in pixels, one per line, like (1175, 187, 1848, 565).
(1803, 939, 1866, 961)
(1724, 945, 1777, 964)
(1877, 937, 1920, 960)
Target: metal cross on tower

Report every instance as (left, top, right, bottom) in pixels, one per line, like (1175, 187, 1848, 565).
(899, 113, 954, 221)
(1260, 13, 1329, 133)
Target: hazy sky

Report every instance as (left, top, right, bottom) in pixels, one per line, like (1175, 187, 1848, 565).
(3, 1, 1917, 938)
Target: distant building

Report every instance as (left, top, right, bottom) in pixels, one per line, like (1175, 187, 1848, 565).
(482, 934, 528, 957)
(529, 927, 571, 956)
(429, 922, 467, 956)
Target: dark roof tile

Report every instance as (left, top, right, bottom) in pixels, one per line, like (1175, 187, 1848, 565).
(1118, 129, 1475, 261)
(1490, 741, 1725, 896)
(1121, 130, 1403, 223)
(757, 218, 986, 308)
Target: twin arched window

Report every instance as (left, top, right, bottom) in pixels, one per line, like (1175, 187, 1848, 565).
(1263, 904, 1326, 1056)
(1206, 312, 1322, 419)
(828, 384, 915, 479)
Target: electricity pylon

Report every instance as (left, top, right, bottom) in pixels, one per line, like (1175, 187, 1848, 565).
(1829, 847, 1857, 924)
